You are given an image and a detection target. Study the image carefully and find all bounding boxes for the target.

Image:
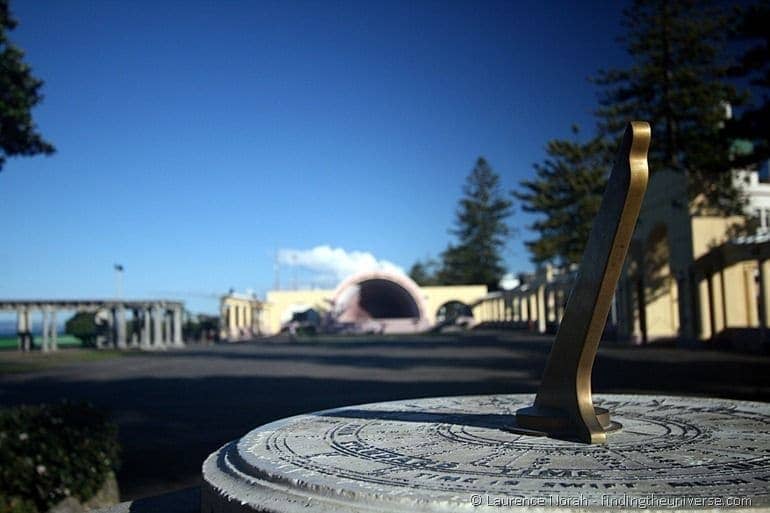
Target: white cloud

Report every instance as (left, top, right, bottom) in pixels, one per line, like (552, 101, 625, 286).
(277, 245, 404, 282)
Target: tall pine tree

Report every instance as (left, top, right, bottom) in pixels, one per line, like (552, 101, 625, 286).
(437, 158, 512, 289)
(594, 0, 743, 214)
(515, 128, 611, 267)
(0, 0, 54, 171)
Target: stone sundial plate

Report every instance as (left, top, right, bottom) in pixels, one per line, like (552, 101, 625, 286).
(202, 394, 770, 512)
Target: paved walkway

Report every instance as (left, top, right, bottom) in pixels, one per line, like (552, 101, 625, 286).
(1, 332, 768, 500)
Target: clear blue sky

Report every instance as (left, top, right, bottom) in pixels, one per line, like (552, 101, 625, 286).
(1, 0, 628, 314)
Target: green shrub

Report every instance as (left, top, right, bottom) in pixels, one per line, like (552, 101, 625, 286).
(65, 312, 98, 347)
(0, 402, 119, 513)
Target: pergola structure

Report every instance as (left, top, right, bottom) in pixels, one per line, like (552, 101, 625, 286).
(0, 299, 185, 351)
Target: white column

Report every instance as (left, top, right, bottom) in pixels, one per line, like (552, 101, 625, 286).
(51, 309, 58, 351)
(153, 306, 164, 348)
(117, 305, 127, 349)
(25, 310, 32, 351)
(228, 304, 236, 340)
(537, 285, 546, 333)
(41, 308, 50, 352)
(698, 274, 712, 340)
(173, 306, 183, 346)
(142, 308, 151, 349)
(219, 302, 227, 341)
(164, 310, 171, 345)
(547, 290, 555, 323)
(530, 293, 537, 327)
(109, 308, 117, 348)
(17, 309, 27, 351)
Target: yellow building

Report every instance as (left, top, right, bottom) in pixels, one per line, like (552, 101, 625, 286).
(262, 271, 487, 335)
(616, 168, 756, 344)
(461, 168, 770, 350)
(220, 292, 263, 341)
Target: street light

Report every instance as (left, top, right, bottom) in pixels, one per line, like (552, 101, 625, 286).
(114, 264, 124, 299)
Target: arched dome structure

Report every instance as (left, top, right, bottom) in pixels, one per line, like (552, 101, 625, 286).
(331, 271, 429, 333)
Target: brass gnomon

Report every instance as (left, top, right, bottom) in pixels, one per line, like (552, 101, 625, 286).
(514, 122, 650, 444)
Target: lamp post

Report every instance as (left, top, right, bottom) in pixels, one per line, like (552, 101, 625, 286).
(113, 264, 126, 348)
(114, 264, 124, 299)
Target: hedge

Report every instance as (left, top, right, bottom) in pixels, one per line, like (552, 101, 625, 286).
(0, 402, 119, 513)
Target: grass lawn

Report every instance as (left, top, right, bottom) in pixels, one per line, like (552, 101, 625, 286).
(0, 334, 82, 350)
(0, 345, 127, 374)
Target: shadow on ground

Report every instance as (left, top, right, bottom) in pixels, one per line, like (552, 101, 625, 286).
(0, 332, 768, 500)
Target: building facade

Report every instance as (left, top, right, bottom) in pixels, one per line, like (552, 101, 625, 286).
(466, 168, 770, 349)
(219, 292, 263, 341)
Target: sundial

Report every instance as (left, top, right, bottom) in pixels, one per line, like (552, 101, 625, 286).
(201, 123, 770, 512)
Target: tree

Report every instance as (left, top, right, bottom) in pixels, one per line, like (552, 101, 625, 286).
(0, 0, 54, 171)
(727, 1, 770, 167)
(515, 127, 611, 267)
(436, 157, 512, 289)
(594, 0, 744, 214)
(65, 312, 97, 347)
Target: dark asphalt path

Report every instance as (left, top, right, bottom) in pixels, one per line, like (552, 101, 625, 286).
(1, 331, 768, 500)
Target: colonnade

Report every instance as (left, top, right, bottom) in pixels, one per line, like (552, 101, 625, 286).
(15, 305, 61, 351)
(471, 239, 770, 348)
(0, 300, 185, 352)
(473, 276, 575, 335)
(99, 304, 184, 350)
(15, 307, 34, 351)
